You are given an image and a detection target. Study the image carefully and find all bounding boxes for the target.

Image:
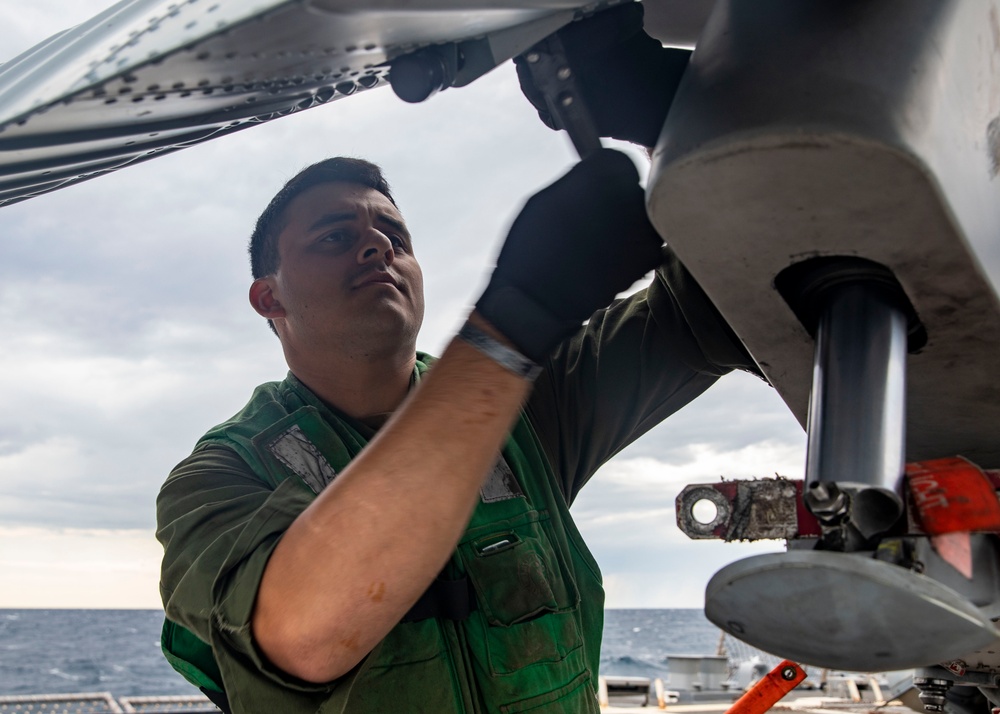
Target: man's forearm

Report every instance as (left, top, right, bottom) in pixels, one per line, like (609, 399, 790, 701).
(252, 314, 532, 683)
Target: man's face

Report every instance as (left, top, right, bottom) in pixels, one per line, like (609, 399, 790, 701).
(263, 181, 425, 357)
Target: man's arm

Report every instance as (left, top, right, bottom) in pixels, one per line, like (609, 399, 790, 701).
(511, 5, 762, 502)
(251, 316, 530, 683)
(528, 246, 761, 504)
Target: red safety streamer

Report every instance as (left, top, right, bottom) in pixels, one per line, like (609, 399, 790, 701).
(726, 660, 806, 714)
(905, 457, 1000, 579)
(905, 457, 1000, 535)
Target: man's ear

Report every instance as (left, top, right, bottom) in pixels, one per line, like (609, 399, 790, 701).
(249, 277, 287, 319)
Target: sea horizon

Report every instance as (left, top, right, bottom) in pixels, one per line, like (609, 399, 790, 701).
(1, 608, 721, 697)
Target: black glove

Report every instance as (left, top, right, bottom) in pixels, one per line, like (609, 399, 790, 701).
(515, 3, 691, 148)
(476, 149, 663, 362)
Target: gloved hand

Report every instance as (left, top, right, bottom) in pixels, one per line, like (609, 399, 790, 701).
(476, 149, 663, 363)
(515, 3, 691, 148)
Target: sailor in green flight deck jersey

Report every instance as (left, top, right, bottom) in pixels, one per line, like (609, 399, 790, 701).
(157, 5, 758, 713)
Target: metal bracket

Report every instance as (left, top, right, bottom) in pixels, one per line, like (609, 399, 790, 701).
(519, 34, 602, 159)
(675, 478, 820, 541)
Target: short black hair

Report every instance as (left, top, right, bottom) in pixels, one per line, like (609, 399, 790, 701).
(248, 157, 397, 280)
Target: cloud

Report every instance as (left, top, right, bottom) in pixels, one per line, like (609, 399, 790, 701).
(0, 526, 162, 608)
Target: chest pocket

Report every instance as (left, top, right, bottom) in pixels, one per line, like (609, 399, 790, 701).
(458, 508, 583, 675)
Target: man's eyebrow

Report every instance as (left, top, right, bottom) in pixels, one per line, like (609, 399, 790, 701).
(306, 211, 408, 236)
(377, 213, 409, 236)
(308, 211, 355, 233)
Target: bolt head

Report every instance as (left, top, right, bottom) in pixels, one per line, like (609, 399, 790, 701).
(781, 667, 797, 681)
(526, 52, 540, 63)
(557, 67, 571, 80)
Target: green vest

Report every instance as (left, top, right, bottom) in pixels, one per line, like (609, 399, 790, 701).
(163, 356, 605, 713)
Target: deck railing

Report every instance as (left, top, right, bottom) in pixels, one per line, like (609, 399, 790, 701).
(0, 692, 219, 713)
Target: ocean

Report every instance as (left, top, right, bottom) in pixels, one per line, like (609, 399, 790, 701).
(0, 609, 721, 697)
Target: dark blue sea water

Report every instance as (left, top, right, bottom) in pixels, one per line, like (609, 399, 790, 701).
(0, 609, 720, 696)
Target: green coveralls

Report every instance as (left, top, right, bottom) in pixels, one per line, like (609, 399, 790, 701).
(157, 253, 751, 713)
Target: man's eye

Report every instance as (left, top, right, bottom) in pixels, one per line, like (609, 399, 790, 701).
(389, 235, 408, 251)
(322, 230, 351, 243)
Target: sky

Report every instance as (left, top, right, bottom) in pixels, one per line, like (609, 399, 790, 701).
(0, 0, 804, 609)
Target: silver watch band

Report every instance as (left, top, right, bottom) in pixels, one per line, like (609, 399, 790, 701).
(457, 322, 543, 381)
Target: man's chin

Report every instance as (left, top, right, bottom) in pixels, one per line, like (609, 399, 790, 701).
(352, 316, 421, 355)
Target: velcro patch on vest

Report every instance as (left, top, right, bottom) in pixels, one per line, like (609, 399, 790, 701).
(267, 425, 337, 493)
(480, 455, 524, 503)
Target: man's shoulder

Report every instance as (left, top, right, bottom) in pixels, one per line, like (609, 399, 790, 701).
(206, 376, 278, 418)
(163, 376, 308, 488)
(179, 377, 319, 465)
(198, 376, 304, 439)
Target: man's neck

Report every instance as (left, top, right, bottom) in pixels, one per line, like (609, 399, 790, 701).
(287, 348, 418, 422)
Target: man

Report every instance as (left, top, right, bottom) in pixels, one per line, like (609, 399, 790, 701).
(158, 5, 755, 712)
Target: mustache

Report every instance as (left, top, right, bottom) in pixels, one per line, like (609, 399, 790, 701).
(351, 266, 402, 290)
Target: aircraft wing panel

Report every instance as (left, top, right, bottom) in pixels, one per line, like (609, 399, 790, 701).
(0, 0, 606, 206)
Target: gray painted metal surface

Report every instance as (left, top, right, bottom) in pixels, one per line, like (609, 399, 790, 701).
(647, 0, 1000, 468)
(706, 551, 1000, 672)
(0, 0, 623, 206)
(640, 0, 715, 49)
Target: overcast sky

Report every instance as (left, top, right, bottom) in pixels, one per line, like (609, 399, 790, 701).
(0, 0, 804, 609)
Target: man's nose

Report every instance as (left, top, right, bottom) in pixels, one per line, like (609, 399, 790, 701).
(357, 228, 394, 265)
